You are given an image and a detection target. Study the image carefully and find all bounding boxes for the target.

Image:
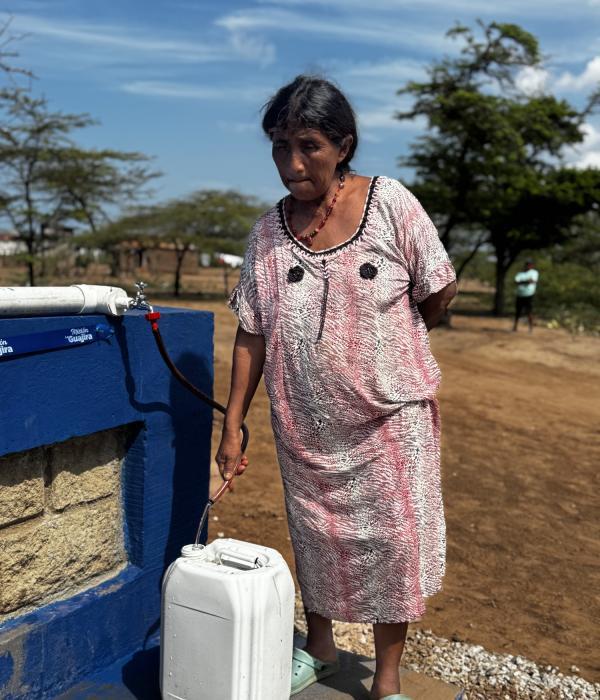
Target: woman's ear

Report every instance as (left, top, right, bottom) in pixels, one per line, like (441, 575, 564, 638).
(337, 135, 353, 164)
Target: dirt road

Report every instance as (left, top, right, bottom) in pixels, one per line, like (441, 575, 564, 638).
(163, 297, 600, 682)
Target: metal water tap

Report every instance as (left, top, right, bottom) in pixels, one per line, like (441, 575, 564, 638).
(129, 281, 154, 313)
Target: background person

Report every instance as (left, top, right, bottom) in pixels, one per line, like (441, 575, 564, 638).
(513, 260, 539, 333)
(216, 75, 457, 700)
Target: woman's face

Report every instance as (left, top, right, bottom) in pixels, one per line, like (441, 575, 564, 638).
(271, 127, 351, 201)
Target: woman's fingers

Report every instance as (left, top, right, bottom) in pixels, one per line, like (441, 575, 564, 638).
(223, 456, 246, 492)
(216, 453, 248, 478)
(215, 436, 249, 492)
(237, 455, 249, 475)
(222, 456, 239, 480)
(225, 455, 249, 479)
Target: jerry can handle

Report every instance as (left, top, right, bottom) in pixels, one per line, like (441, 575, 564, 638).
(216, 549, 268, 571)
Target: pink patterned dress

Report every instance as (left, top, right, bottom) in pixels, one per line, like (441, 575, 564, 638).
(228, 176, 456, 623)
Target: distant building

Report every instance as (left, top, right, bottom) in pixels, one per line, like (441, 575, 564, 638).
(0, 231, 26, 256)
(214, 252, 244, 268)
(41, 224, 75, 241)
(0, 226, 75, 257)
(117, 240, 199, 274)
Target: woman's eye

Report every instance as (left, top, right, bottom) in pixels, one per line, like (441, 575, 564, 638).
(303, 142, 318, 151)
(273, 141, 288, 150)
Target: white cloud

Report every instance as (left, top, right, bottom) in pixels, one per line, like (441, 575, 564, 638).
(215, 8, 452, 53)
(358, 105, 425, 131)
(13, 14, 216, 58)
(252, 1, 600, 69)
(120, 81, 270, 102)
(10, 13, 275, 66)
(358, 106, 401, 129)
(335, 58, 427, 105)
(565, 122, 600, 169)
(227, 31, 275, 67)
(342, 59, 427, 83)
(516, 66, 549, 95)
(361, 132, 384, 144)
(581, 122, 600, 148)
(575, 150, 600, 168)
(556, 56, 600, 91)
(121, 82, 226, 99)
(258, 0, 595, 16)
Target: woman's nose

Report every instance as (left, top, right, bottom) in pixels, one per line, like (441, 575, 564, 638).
(288, 148, 305, 174)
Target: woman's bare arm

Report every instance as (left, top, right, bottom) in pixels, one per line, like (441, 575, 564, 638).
(417, 281, 458, 330)
(216, 326, 266, 480)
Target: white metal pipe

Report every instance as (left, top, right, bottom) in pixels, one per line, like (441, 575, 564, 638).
(0, 285, 131, 317)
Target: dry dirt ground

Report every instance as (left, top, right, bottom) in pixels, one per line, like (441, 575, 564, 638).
(161, 295, 599, 683)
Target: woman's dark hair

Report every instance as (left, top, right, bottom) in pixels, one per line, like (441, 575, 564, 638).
(261, 75, 359, 173)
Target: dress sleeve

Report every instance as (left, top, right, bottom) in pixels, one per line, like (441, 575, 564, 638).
(399, 186, 456, 304)
(227, 222, 264, 335)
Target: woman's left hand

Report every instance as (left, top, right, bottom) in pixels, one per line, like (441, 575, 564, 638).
(417, 281, 457, 330)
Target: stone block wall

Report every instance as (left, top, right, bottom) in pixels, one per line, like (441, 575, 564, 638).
(0, 427, 129, 622)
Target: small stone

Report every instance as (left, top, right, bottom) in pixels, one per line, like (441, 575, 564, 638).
(217, 531, 225, 538)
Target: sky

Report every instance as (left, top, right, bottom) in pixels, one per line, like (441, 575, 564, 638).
(2, 0, 600, 209)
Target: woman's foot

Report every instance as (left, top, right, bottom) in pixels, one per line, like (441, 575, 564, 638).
(370, 675, 401, 699)
(304, 610, 338, 663)
(370, 621, 409, 699)
(303, 642, 338, 664)
(290, 647, 340, 696)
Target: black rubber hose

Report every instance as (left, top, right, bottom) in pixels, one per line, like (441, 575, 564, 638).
(150, 323, 249, 453)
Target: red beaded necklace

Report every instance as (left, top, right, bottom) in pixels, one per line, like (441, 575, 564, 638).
(287, 173, 345, 247)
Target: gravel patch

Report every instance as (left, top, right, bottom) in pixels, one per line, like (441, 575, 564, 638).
(294, 595, 600, 699)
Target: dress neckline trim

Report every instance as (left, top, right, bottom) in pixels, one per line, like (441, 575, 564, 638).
(277, 175, 379, 256)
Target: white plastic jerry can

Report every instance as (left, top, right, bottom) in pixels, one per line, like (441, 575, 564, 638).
(160, 538, 295, 700)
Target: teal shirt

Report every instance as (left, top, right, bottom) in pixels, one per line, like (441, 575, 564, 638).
(515, 269, 539, 297)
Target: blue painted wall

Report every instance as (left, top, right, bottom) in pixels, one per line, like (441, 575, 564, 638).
(0, 307, 214, 699)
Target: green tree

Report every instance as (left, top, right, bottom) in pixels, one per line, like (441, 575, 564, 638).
(92, 190, 265, 296)
(398, 21, 600, 314)
(0, 16, 33, 79)
(0, 89, 158, 285)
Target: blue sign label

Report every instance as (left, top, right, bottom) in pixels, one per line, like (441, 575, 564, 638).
(0, 323, 114, 360)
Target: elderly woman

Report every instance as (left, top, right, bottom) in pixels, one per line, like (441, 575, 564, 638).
(216, 75, 457, 700)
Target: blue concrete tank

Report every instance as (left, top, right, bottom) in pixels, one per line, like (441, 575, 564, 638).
(0, 307, 214, 699)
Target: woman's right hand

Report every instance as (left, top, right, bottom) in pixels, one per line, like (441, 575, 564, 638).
(216, 325, 264, 489)
(215, 427, 248, 485)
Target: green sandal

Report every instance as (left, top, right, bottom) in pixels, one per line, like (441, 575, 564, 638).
(290, 647, 340, 696)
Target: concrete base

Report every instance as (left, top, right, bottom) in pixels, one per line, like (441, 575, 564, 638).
(56, 635, 463, 699)
(55, 635, 161, 699)
(296, 666, 461, 699)
(294, 635, 462, 700)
